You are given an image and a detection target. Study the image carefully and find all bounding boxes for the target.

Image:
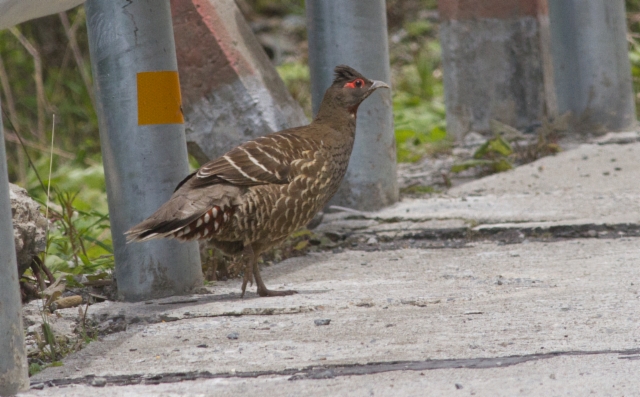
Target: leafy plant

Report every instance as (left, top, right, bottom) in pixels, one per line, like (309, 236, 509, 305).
(451, 135, 514, 174)
(277, 61, 312, 118)
(245, 0, 305, 16)
(393, 41, 448, 162)
(41, 187, 113, 276)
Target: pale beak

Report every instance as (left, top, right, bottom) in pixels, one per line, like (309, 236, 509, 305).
(369, 80, 390, 91)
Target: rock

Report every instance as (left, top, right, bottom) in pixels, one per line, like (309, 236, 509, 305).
(314, 319, 331, 326)
(51, 295, 83, 311)
(171, 0, 308, 164)
(91, 377, 107, 387)
(30, 383, 44, 390)
(462, 132, 486, 148)
(22, 300, 80, 340)
(591, 131, 640, 145)
(9, 183, 47, 276)
(97, 318, 128, 335)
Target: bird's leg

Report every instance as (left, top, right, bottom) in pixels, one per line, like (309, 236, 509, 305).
(253, 258, 297, 297)
(240, 244, 255, 298)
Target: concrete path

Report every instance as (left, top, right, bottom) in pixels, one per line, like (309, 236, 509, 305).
(23, 140, 640, 396)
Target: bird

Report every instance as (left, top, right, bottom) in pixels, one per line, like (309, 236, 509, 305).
(125, 65, 389, 297)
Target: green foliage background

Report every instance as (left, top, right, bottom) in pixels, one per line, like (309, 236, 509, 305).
(1, 1, 640, 276)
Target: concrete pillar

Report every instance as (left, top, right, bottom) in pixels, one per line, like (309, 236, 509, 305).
(170, 0, 308, 164)
(0, 98, 29, 395)
(547, 0, 636, 133)
(438, 0, 548, 139)
(86, 0, 202, 302)
(306, 0, 398, 211)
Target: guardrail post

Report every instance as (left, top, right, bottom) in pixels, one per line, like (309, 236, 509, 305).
(547, 0, 636, 133)
(438, 0, 548, 139)
(0, 98, 29, 395)
(86, 0, 202, 301)
(306, 0, 398, 211)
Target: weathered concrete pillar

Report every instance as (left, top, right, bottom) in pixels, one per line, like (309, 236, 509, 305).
(306, 0, 398, 211)
(547, 0, 636, 133)
(170, 0, 308, 164)
(86, 0, 203, 301)
(439, 0, 548, 139)
(0, 98, 29, 395)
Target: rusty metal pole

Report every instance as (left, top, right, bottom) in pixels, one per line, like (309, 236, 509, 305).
(86, 0, 202, 301)
(0, 98, 29, 395)
(306, 0, 398, 211)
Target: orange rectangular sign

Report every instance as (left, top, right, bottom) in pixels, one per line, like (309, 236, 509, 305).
(137, 71, 184, 125)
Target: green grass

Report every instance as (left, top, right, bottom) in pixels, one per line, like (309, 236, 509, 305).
(400, 185, 440, 195)
(277, 61, 312, 118)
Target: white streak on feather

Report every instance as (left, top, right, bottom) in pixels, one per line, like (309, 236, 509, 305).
(224, 155, 259, 182)
(254, 145, 283, 166)
(278, 135, 294, 149)
(241, 147, 273, 175)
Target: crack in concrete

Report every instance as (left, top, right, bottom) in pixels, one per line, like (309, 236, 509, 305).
(91, 305, 325, 336)
(344, 222, 640, 249)
(34, 348, 640, 388)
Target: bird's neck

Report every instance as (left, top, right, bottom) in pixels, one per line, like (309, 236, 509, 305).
(312, 98, 357, 137)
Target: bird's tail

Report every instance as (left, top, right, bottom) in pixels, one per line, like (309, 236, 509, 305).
(125, 183, 240, 243)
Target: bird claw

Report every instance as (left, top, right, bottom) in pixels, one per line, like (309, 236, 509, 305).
(257, 288, 298, 297)
(240, 260, 254, 298)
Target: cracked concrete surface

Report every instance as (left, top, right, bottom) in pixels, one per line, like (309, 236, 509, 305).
(22, 140, 640, 395)
(317, 142, 640, 244)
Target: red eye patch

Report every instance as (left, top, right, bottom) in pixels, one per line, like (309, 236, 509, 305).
(344, 78, 365, 89)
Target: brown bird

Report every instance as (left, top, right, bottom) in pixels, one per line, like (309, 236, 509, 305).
(126, 65, 389, 297)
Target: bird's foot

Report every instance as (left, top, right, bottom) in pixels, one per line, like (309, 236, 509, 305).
(240, 262, 255, 298)
(257, 287, 298, 297)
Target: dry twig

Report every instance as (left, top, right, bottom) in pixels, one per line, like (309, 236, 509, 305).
(58, 10, 96, 110)
(8, 27, 49, 142)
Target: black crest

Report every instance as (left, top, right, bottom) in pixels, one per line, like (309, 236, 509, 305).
(333, 65, 365, 85)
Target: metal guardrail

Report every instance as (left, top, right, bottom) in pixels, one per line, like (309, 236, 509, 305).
(85, 0, 202, 302)
(306, 0, 398, 211)
(0, 98, 29, 395)
(548, 0, 636, 132)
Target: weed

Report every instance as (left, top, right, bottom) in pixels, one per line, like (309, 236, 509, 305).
(451, 117, 564, 176)
(244, 0, 305, 16)
(28, 363, 42, 377)
(41, 188, 113, 275)
(451, 135, 514, 175)
(400, 185, 440, 195)
(277, 62, 312, 118)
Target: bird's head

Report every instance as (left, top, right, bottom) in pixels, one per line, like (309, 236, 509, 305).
(323, 65, 390, 117)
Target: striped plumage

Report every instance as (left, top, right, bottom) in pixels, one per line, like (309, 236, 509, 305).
(126, 65, 389, 297)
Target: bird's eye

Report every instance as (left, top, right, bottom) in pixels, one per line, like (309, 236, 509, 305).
(344, 79, 365, 89)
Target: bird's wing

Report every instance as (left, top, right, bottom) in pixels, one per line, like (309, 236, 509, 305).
(191, 132, 316, 188)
